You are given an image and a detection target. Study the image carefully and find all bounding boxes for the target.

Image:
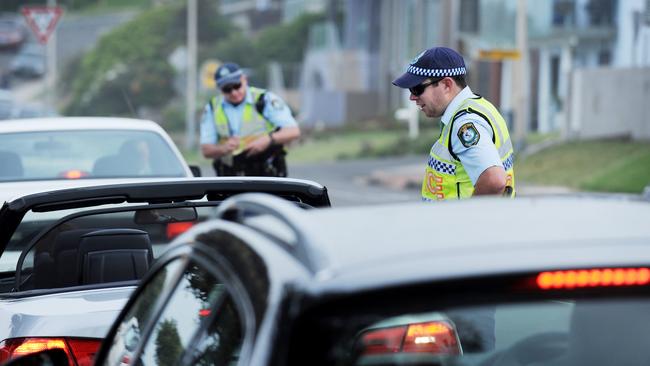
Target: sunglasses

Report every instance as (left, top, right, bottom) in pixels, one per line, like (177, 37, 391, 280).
(221, 82, 242, 94)
(409, 79, 440, 96)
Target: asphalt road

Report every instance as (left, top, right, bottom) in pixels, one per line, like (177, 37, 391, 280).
(290, 157, 422, 206)
(200, 156, 423, 207)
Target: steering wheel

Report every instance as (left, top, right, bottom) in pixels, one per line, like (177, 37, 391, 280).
(479, 332, 568, 366)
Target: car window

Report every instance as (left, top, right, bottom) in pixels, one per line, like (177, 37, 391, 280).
(104, 258, 184, 366)
(303, 298, 650, 366)
(135, 261, 243, 366)
(186, 295, 242, 366)
(0, 129, 186, 181)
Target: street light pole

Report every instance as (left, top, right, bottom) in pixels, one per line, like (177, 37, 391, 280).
(185, 0, 198, 150)
(513, 0, 529, 150)
(46, 0, 57, 110)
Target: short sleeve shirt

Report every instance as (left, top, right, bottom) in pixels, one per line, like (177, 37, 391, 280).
(440, 87, 503, 185)
(199, 89, 297, 144)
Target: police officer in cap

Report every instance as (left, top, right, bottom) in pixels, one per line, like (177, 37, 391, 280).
(393, 46, 516, 352)
(393, 46, 515, 201)
(199, 62, 300, 176)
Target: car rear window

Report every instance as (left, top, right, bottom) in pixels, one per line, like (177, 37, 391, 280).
(0, 129, 187, 181)
(297, 298, 650, 366)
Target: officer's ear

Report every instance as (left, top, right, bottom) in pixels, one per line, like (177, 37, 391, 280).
(440, 77, 453, 90)
(241, 74, 248, 86)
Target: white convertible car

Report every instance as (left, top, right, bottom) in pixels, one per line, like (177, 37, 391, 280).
(0, 178, 331, 365)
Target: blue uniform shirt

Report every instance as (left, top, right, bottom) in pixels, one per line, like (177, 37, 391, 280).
(199, 88, 297, 144)
(440, 87, 503, 185)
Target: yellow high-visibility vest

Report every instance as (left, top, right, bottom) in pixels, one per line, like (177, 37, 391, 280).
(211, 87, 275, 156)
(421, 96, 516, 201)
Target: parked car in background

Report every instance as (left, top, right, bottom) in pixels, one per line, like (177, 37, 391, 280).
(10, 42, 45, 78)
(0, 16, 26, 49)
(0, 117, 200, 203)
(0, 179, 331, 366)
(74, 194, 650, 366)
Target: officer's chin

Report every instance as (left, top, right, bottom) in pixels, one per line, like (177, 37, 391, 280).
(227, 94, 245, 105)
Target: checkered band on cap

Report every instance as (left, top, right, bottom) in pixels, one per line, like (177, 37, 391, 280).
(407, 65, 467, 77)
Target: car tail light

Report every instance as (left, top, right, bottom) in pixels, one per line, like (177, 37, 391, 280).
(359, 321, 461, 355)
(0, 337, 101, 365)
(66, 339, 101, 366)
(199, 309, 212, 317)
(359, 325, 407, 354)
(166, 222, 194, 239)
(536, 267, 650, 290)
(402, 321, 460, 354)
(59, 169, 89, 179)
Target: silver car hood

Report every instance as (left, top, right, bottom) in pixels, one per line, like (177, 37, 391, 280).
(0, 286, 135, 340)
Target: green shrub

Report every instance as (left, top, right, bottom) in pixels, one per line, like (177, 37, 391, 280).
(64, 1, 234, 117)
(161, 102, 186, 132)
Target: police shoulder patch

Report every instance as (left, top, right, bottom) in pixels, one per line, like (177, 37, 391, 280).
(270, 97, 284, 110)
(457, 122, 480, 148)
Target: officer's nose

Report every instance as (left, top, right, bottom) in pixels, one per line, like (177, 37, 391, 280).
(409, 93, 418, 101)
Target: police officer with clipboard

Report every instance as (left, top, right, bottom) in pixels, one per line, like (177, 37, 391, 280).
(199, 63, 300, 176)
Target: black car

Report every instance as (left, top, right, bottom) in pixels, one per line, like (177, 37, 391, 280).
(7, 194, 650, 366)
(94, 194, 650, 366)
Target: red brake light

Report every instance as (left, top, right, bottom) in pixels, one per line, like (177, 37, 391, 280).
(59, 170, 89, 179)
(359, 325, 407, 354)
(537, 267, 650, 290)
(359, 321, 460, 356)
(199, 309, 212, 317)
(66, 338, 102, 366)
(166, 222, 195, 239)
(0, 337, 101, 366)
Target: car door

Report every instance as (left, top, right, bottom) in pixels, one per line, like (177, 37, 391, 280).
(96, 233, 259, 366)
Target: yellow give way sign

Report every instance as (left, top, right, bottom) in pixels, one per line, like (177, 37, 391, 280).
(478, 49, 521, 60)
(201, 60, 220, 90)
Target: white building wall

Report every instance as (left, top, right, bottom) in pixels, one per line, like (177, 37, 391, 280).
(569, 67, 650, 140)
(614, 0, 650, 67)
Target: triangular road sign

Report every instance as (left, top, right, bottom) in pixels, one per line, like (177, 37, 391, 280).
(21, 6, 64, 45)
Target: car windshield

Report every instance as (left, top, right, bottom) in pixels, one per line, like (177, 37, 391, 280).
(314, 298, 650, 366)
(0, 129, 187, 181)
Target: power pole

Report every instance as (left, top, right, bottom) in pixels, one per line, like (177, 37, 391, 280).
(46, 0, 57, 110)
(185, 0, 198, 150)
(513, 0, 529, 150)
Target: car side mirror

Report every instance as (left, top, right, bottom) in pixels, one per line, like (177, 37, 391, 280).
(3, 348, 69, 366)
(189, 165, 201, 177)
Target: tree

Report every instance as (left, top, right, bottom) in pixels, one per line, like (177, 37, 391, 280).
(154, 319, 183, 366)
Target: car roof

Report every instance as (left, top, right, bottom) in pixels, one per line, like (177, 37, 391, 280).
(0, 117, 164, 133)
(293, 197, 650, 290)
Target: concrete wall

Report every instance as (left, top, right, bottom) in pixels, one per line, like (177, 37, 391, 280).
(569, 67, 650, 140)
